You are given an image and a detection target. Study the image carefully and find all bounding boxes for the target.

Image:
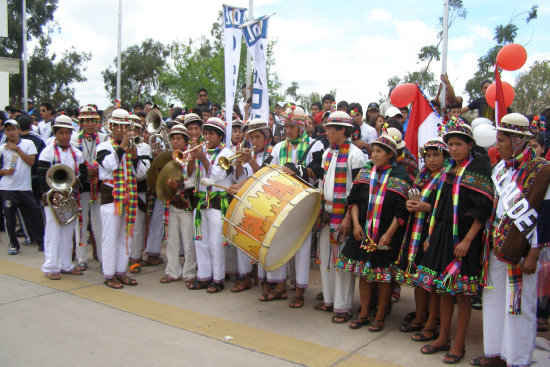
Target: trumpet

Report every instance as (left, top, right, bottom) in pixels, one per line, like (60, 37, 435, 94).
(172, 140, 208, 164)
(127, 135, 143, 150)
(218, 145, 256, 171)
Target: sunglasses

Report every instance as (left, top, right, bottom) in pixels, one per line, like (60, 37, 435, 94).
(199, 94, 207, 97)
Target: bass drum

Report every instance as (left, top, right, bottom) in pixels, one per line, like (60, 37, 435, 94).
(222, 165, 321, 271)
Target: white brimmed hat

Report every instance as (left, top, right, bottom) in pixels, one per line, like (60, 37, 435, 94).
(386, 127, 406, 150)
(443, 117, 473, 143)
(372, 134, 398, 156)
(183, 113, 203, 127)
(325, 111, 353, 128)
(78, 105, 100, 121)
(496, 113, 532, 137)
(53, 115, 75, 130)
(108, 108, 131, 125)
(203, 117, 226, 135)
(169, 124, 189, 140)
(244, 118, 270, 134)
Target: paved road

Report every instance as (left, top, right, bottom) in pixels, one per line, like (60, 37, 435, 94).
(1, 238, 549, 367)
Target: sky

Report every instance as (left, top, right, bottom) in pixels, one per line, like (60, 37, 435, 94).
(38, 0, 550, 110)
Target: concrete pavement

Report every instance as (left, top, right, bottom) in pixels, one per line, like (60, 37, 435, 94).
(1, 238, 549, 367)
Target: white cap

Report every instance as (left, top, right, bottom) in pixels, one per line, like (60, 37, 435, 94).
(386, 106, 403, 118)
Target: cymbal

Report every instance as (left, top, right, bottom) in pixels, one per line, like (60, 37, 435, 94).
(147, 151, 173, 190)
(156, 161, 183, 201)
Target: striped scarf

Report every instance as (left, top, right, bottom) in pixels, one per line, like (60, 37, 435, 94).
(361, 164, 392, 252)
(110, 138, 138, 240)
(428, 157, 473, 291)
(76, 131, 100, 201)
(323, 140, 351, 247)
(279, 131, 309, 164)
(402, 167, 443, 274)
(493, 146, 534, 314)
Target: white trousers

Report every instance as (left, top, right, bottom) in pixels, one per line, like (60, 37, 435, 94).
(195, 208, 225, 283)
(165, 207, 196, 281)
(76, 192, 102, 264)
(100, 203, 129, 278)
(257, 233, 312, 287)
(145, 198, 164, 256)
(319, 225, 355, 313)
(129, 206, 146, 261)
(226, 245, 238, 276)
(42, 207, 76, 274)
(483, 252, 538, 367)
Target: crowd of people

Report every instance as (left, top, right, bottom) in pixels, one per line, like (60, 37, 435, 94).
(2, 80, 550, 366)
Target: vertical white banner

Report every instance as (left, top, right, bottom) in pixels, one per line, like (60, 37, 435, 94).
(241, 15, 270, 123)
(223, 5, 247, 144)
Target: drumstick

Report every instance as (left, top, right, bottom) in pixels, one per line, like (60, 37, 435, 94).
(200, 178, 230, 191)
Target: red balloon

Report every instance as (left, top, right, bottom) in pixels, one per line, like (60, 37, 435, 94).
(485, 81, 515, 108)
(390, 83, 417, 107)
(496, 43, 527, 71)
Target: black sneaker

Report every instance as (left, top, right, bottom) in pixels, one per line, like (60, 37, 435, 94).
(471, 295, 483, 310)
(8, 244, 20, 255)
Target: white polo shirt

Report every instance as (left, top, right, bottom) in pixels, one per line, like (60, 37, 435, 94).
(0, 139, 37, 191)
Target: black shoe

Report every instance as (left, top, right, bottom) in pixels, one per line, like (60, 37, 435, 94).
(8, 244, 20, 255)
(471, 296, 482, 310)
(15, 229, 25, 237)
(37, 242, 44, 252)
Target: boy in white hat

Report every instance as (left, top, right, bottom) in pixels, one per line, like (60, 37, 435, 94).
(96, 109, 148, 288)
(38, 115, 84, 279)
(316, 111, 367, 322)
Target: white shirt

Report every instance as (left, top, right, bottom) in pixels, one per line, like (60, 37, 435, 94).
(38, 140, 84, 176)
(319, 144, 367, 212)
(196, 146, 234, 193)
(71, 132, 108, 164)
(96, 141, 148, 185)
(360, 123, 377, 144)
(38, 119, 54, 140)
(0, 139, 37, 191)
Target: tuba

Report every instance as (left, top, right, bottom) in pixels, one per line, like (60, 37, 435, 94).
(102, 106, 115, 136)
(146, 110, 172, 152)
(45, 164, 80, 225)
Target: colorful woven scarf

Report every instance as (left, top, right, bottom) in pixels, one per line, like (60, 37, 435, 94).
(361, 164, 392, 252)
(110, 138, 138, 241)
(279, 131, 309, 164)
(194, 142, 224, 193)
(428, 157, 473, 291)
(493, 146, 534, 314)
(402, 167, 443, 274)
(76, 131, 100, 202)
(323, 140, 351, 264)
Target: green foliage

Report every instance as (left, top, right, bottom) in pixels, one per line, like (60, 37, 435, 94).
(513, 60, 550, 115)
(464, 5, 538, 102)
(102, 38, 169, 106)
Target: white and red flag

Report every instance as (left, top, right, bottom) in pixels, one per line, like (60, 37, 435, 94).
(404, 86, 441, 159)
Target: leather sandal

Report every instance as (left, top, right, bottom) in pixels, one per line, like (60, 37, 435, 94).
(104, 278, 123, 289)
(443, 350, 465, 364)
(207, 282, 224, 293)
(400, 320, 424, 332)
(421, 341, 451, 355)
(349, 316, 371, 329)
(411, 329, 438, 342)
(60, 268, 83, 275)
(160, 276, 180, 284)
(188, 280, 210, 290)
(116, 275, 138, 286)
(260, 289, 287, 301)
(289, 296, 304, 308)
(313, 303, 333, 312)
(231, 277, 252, 292)
(45, 273, 61, 280)
(368, 319, 385, 332)
(330, 312, 352, 324)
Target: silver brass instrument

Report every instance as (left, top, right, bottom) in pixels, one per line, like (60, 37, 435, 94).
(146, 110, 172, 152)
(127, 134, 143, 150)
(102, 106, 115, 136)
(45, 164, 80, 225)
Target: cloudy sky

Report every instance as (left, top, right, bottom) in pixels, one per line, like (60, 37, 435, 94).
(43, 0, 549, 109)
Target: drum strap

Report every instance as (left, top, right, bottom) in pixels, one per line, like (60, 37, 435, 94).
(194, 191, 228, 240)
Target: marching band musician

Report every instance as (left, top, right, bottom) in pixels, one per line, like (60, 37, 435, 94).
(268, 106, 324, 308)
(96, 109, 147, 289)
(187, 117, 234, 293)
(72, 105, 106, 268)
(127, 115, 152, 273)
(160, 125, 197, 286)
(38, 115, 84, 280)
(316, 111, 367, 323)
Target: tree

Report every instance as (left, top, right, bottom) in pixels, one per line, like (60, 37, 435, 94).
(0, 0, 90, 108)
(513, 60, 550, 115)
(28, 35, 91, 108)
(102, 39, 169, 106)
(464, 5, 538, 102)
(162, 11, 282, 110)
(386, 0, 467, 100)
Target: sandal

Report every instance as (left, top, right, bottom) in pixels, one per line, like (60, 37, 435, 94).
(140, 256, 164, 266)
(129, 261, 141, 274)
(45, 273, 61, 280)
(349, 316, 371, 329)
(314, 303, 333, 312)
(443, 350, 465, 364)
(289, 296, 304, 308)
(160, 276, 180, 284)
(411, 329, 438, 342)
(331, 312, 352, 324)
(231, 277, 252, 293)
(469, 356, 506, 367)
(60, 268, 83, 275)
(400, 320, 425, 333)
(260, 289, 287, 301)
(368, 319, 385, 332)
(316, 292, 324, 301)
(188, 280, 210, 290)
(104, 278, 123, 289)
(404, 311, 416, 322)
(421, 341, 451, 355)
(537, 320, 549, 332)
(207, 282, 224, 293)
(116, 275, 138, 286)
(76, 263, 88, 271)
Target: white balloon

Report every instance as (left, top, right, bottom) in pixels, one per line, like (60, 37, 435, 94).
(471, 117, 493, 130)
(473, 123, 497, 148)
